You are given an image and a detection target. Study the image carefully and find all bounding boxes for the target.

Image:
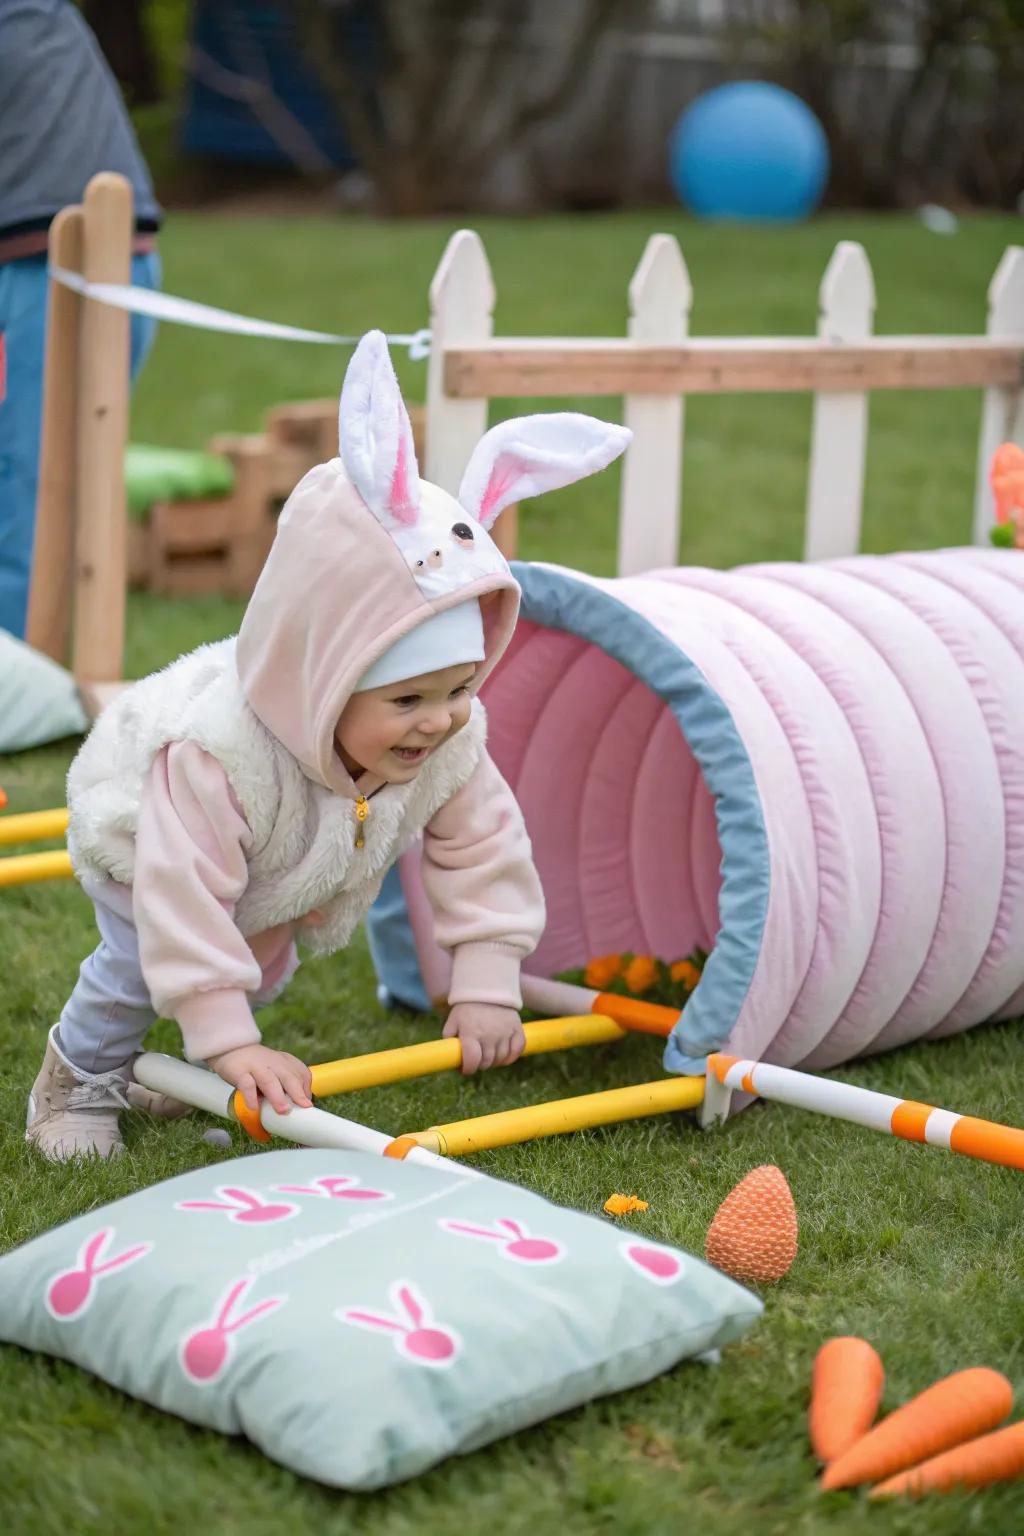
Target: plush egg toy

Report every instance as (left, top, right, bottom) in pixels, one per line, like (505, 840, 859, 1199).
(705, 1164, 797, 1285)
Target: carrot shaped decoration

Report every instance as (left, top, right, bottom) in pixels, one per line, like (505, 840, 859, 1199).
(821, 1367, 1013, 1491)
(870, 1421, 1024, 1499)
(809, 1338, 885, 1464)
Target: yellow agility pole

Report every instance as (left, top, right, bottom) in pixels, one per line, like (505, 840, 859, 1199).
(0, 807, 69, 846)
(707, 1054, 1024, 1173)
(0, 849, 74, 888)
(384, 1075, 706, 1158)
(0, 806, 73, 888)
(309, 1014, 627, 1097)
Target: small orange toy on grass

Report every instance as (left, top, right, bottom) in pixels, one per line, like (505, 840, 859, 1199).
(809, 1337, 885, 1464)
(705, 1165, 797, 1285)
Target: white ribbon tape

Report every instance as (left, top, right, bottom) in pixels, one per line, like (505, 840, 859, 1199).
(49, 267, 431, 361)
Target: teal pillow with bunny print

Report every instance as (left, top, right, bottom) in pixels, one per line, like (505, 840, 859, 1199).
(0, 1149, 762, 1489)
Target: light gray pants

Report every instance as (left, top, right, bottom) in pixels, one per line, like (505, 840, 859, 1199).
(58, 881, 292, 1076)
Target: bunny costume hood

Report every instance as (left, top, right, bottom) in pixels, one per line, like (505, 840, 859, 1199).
(236, 331, 630, 797)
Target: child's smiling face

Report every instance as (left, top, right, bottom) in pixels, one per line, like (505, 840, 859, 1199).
(335, 662, 476, 784)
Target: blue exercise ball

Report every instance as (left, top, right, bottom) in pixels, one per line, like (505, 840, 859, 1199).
(669, 82, 829, 222)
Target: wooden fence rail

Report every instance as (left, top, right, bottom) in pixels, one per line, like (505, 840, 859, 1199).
(426, 230, 1024, 574)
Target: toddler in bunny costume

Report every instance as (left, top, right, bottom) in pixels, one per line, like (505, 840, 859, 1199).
(26, 332, 630, 1160)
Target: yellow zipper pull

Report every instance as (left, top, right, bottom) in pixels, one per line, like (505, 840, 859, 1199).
(354, 794, 370, 849)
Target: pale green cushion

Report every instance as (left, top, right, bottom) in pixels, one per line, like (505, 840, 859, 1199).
(0, 630, 88, 752)
(125, 444, 235, 521)
(0, 1149, 762, 1489)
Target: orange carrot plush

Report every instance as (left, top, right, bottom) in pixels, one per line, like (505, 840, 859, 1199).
(822, 1367, 1013, 1491)
(809, 1338, 885, 1464)
(870, 1421, 1024, 1499)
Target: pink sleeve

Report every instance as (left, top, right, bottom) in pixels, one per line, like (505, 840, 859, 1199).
(134, 740, 263, 1062)
(420, 750, 545, 1010)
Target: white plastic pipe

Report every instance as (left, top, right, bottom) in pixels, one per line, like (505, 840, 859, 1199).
(135, 1052, 235, 1116)
(133, 1052, 479, 1176)
(521, 973, 597, 1016)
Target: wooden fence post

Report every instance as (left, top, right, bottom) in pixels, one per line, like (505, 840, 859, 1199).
(71, 173, 133, 706)
(974, 245, 1024, 546)
(425, 231, 506, 545)
(25, 205, 85, 664)
(804, 241, 874, 562)
(618, 234, 690, 576)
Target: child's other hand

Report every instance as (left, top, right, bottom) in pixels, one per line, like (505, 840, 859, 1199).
(443, 1003, 525, 1074)
(206, 1044, 313, 1114)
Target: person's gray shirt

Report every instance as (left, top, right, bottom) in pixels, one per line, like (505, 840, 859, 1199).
(0, 0, 162, 234)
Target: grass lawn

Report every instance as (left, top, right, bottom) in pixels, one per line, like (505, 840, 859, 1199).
(2, 208, 1022, 1535)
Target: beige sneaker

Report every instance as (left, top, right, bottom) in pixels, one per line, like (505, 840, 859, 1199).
(26, 1027, 131, 1161)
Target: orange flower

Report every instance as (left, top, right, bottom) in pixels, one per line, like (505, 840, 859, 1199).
(670, 960, 702, 990)
(603, 1194, 650, 1216)
(623, 954, 658, 994)
(584, 954, 623, 990)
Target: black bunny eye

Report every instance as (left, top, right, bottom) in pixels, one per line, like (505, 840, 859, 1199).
(451, 522, 474, 542)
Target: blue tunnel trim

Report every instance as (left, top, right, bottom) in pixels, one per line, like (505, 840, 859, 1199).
(366, 562, 771, 1072)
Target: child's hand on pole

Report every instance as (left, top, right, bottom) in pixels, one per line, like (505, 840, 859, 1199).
(206, 1044, 313, 1113)
(443, 1004, 525, 1074)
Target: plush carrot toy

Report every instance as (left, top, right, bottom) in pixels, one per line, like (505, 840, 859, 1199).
(809, 1338, 885, 1464)
(870, 1421, 1024, 1499)
(990, 442, 1024, 547)
(821, 1367, 1013, 1491)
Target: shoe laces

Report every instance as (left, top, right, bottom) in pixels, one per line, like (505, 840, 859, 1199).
(65, 1073, 133, 1112)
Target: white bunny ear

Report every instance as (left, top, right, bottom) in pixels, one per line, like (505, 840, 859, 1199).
(458, 413, 632, 529)
(339, 330, 421, 528)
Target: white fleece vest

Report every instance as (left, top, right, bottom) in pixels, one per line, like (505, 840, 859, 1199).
(67, 638, 488, 956)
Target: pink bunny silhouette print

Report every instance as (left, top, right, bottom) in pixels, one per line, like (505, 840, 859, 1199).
(440, 1216, 563, 1265)
(622, 1242, 684, 1286)
(276, 1175, 390, 1203)
(180, 1277, 285, 1383)
(339, 1281, 460, 1368)
(176, 1185, 298, 1224)
(46, 1228, 152, 1321)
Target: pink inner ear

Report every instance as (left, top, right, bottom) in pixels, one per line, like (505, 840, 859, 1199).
(389, 431, 419, 526)
(479, 455, 522, 524)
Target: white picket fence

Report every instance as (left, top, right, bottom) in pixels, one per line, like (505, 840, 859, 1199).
(425, 230, 1024, 574)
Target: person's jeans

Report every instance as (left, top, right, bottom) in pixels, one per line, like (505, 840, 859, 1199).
(0, 248, 160, 638)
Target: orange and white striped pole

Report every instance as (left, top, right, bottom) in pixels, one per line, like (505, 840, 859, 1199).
(707, 1054, 1024, 1173)
(521, 973, 678, 1039)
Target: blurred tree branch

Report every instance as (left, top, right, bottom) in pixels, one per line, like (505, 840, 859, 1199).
(722, 0, 1024, 206)
(291, 0, 634, 213)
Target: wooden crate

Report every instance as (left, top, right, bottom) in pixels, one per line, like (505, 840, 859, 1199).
(134, 401, 433, 597)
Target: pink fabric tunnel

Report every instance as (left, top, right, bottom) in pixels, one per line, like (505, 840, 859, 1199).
(378, 548, 1024, 1074)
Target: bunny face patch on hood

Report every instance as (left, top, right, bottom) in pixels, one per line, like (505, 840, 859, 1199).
(235, 330, 631, 797)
